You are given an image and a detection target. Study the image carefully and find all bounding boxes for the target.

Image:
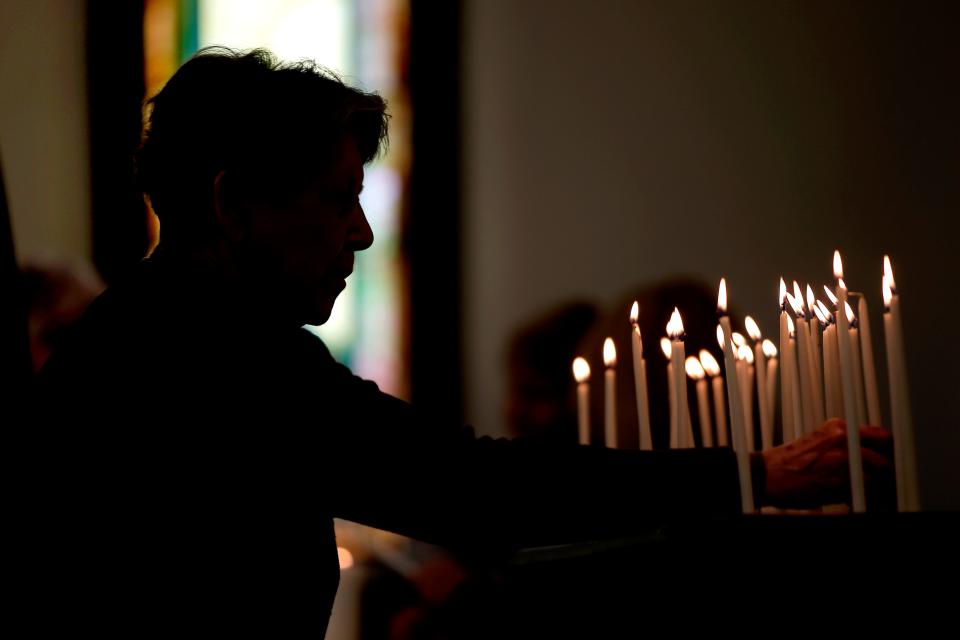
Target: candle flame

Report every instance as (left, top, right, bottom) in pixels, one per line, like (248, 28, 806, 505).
(685, 356, 705, 380)
(744, 316, 762, 341)
(732, 332, 746, 348)
(883, 275, 893, 309)
(699, 350, 721, 376)
(603, 337, 617, 367)
(806, 284, 816, 312)
(779, 277, 787, 309)
(845, 301, 856, 325)
(572, 357, 591, 383)
(629, 301, 639, 325)
(838, 277, 848, 291)
(884, 255, 897, 294)
(823, 285, 838, 306)
(787, 315, 795, 336)
(738, 344, 754, 364)
(785, 291, 803, 318)
(762, 339, 778, 358)
(792, 281, 805, 312)
(812, 303, 828, 325)
(816, 299, 833, 322)
(660, 337, 672, 360)
(833, 250, 844, 279)
(717, 278, 728, 314)
(667, 307, 685, 339)
(716, 325, 725, 350)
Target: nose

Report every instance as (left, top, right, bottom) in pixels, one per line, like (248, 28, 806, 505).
(348, 203, 374, 251)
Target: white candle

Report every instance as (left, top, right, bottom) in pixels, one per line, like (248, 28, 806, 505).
(700, 350, 727, 447)
(834, 251, 866, 512)
(857, 295, 882, 427)
(883, 258, 919, 511)
(762, 340, 778, 450)
(805, 285, 827, 427)
(779, 279, 796, 444)
(845, 302, 869, 429)
(661, 337, 677, 449)
(572, 357, 591, 445)
(822, 288, 845, 417)
(718, 279, 754, 513)
(686, 357, 712, 448)
(789, 285, 816, 434)
(738, 344, 756, 452)
(667, 309, 691, 449)
(630, 302, 653, 450)
(603, 337, 618, 449)
(787, 317, 805, 443)
(746, 316, 771, 452)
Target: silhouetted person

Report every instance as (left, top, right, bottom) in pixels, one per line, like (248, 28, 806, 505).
(27, 48, 892, 636)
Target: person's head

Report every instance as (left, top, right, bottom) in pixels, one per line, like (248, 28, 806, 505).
(136, 47, 388, 325)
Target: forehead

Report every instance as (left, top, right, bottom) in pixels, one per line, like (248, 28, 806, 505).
(314, 136, 364, 189)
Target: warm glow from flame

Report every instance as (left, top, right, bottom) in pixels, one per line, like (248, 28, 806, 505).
(884, 255, 896, 292)
(338, 547, 355, 570)
(813, 303, 827, 325)
(833, 250, 844, 279)
(686, 356, 705, 380)
(660, 337, 672, 360)
(787, 315, 795, 335)
(732, 332, 746, 348)
(786, 292, 803, 317)
(667, 308, 685, 339)
(603, 337, 617, 367)
(793, 281, 804, 311)
(699, 350, 720, 376)
(738, 344, 754, 364)
(883, 275, 893, 308)
(779, 277, 787, 308)
(823, 285, 838, 306)
(762, 339, 778, 358)
(838, 277, 847, 291)
(845, 301, 856, 324)
(806, 285, 816, 312)
(717, 278, 728, 314)
(572, 357, 591, 383)
(716, 325, 725, 350)
(629, 301, 639, 325)
(816, 299, 832, 321)
(744, 316, 761, 341)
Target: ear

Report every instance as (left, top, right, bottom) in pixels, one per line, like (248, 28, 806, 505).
(212, 170, 245, 242)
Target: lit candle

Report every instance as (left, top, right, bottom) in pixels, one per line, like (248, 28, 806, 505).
(762, 339, 778, 450)
(630, 302, 653, 451)
(717, 278, 754, 512)
(779, 278, 797, 444)
(745, 316, 772, 452)
(789, 283, 817, 434)
(845, 302, 869, 429)
(687, 357, 712, 447)
(883, 258, 919, 511)
(786, 316, 805, 443)
(603, 337, 618, 449)
(857, 294, 882, 427)
(820, 294, 844, 418)
(667, 309, 692, 449)
(661, 337, 677, 449)
(700, 349, 726, 447)
(572, 357, 591, 445)
(806, 285, 827, 427)
(834, 251, 866, 512)
(738, 344, 756, 452)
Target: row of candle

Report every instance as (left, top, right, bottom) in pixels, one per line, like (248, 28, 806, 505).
(571, 252, 917, 514)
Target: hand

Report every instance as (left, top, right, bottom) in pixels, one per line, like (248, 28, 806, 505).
(760, 419, 895, 510)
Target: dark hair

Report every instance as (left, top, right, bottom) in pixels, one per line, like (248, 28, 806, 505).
(136, 47, 388, 247)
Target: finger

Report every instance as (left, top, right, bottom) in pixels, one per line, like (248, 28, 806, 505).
(859, 426, 894, 455)
(861, 447, 893, 474)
